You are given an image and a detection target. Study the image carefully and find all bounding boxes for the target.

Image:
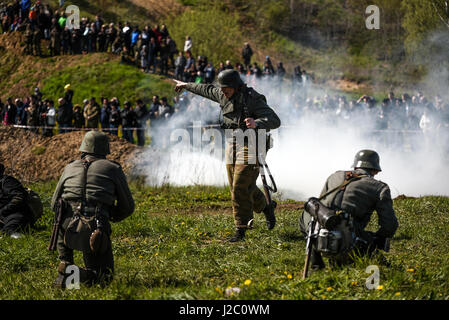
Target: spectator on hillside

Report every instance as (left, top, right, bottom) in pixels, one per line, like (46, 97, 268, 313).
(120, 101, 137, 143)
(194, 70, 204, 84)
(158, 97, 173, 119)
(56, 97, 72, 133)
(44, 99, 56, 136)
(134, 99, 148, 147)
(167, 36, 177, 68)
(63, 84, 74, 107)
(149, 95, 160, 120)
(160, 40, 170, 75)
(1, 98, 16, 125)
(251, 62, 262, 78)
(71, 104, 83, 129)
(108, 101, 121, 135)
(184, 35, 192, 52)
(184, 50, 195, 82)
(100, 98, 110, 131)
(147, 37, 157, 73)
(175, 51, 186, 80)
(241, 42, 253, 69)
(204, 62, 215, 84)
(224, 60, 233, 70)
(83, 97, 100, 129)
(140, 44, 149, 72)
(160, 24, 169, 38)
(25, 100, 39, 133)
(276, 62, 286, 80)
(15, 98, 26, 125)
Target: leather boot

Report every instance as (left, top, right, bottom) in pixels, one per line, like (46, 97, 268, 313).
(228, 228, 246, 242)
(263, 200, 277, 230)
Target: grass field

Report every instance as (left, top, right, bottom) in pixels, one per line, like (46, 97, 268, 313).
(0, 180, 448, 300)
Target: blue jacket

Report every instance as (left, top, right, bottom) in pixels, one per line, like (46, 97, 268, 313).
(21, 0, 31, 10)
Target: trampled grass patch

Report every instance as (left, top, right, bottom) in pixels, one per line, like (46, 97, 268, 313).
(1, 181, 448, 300)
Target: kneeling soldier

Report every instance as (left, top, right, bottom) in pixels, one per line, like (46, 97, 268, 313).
(50, 131, 134, 288)
(300, 150, 399, 272)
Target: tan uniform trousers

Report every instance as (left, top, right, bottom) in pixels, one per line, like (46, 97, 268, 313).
(225, 141, 267, 228)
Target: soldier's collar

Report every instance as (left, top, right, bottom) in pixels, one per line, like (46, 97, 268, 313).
(354, 168, 372, 177)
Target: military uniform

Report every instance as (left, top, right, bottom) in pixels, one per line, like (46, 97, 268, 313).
(51, 131, 134, 286)
(183, 71, 280, 239)
(0, 164, 32, 237)
(300, 150, 399, 268)
(83, 103, 100, 129)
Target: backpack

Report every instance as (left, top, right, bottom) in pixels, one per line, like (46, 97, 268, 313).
(307, 171, 368, 259)
(25, 188, 43, 224)
(0, 176, 43, 224)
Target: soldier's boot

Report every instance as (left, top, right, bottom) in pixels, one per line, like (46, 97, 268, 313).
(310, 250, 325, 272)
(263, 200, 277, 230)
(53, 260, 73, 289)
(227, 228, 246, 243)
(78, 267, 98, 287)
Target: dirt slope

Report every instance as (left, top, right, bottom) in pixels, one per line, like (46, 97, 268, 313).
(0, 126, 143, 183)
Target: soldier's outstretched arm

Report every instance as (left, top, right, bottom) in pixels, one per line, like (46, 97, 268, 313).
(173, 80, 222, 103)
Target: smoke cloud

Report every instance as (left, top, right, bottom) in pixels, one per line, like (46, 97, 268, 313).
(137, 74, 449, 201)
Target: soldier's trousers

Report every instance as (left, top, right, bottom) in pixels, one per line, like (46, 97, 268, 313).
(226, 164, 267, 229)
(57, 210, 114, 283)
(0, 211, 31, 235)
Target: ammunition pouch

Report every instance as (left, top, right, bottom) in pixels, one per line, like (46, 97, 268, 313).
(64, 213, 97, 252)
(305, 197, 355, 258)
(64, 202, 110, 254)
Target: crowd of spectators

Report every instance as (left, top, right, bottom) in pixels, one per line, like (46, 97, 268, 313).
(1, 1, 310, 82)
(0, 84, 188, 146)
(1, 1, 448, 151)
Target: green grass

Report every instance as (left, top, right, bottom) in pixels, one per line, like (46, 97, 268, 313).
(1, 181, 448, 300)
(41, 60, 176, 106)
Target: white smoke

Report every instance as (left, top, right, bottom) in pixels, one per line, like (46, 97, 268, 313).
(137, 74, 449, 200)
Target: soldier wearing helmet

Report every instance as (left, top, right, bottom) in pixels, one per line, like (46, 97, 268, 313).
(51, 131, 134, 288)
(174, 69, 281, 242)
(299, 149, 398, 270)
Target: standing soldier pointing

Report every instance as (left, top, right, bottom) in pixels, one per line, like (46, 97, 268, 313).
(174, 69, 281, 242)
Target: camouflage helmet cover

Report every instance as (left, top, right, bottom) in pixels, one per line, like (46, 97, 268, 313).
(217, 69, 244, 88)
(79, 131, 110, 156)
(352, 149, 381, 171)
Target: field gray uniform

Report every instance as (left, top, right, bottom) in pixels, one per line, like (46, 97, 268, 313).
(51, 155, 134, 283)
(300, 168, 398, 266)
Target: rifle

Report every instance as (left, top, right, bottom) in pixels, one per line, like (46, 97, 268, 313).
(303, 216, 316, 279)
(258, 152, 277, 206)
(48, 198, 64, 251)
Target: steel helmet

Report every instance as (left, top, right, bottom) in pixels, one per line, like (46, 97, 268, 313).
(79, 131, 110, 156)
(217, 69, 244, 88)
(352, 149, 381, 171)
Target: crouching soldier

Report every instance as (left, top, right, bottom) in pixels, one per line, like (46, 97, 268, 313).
(50, 131, 134, 288)
(0, 163, 33, 239)
(300, 150, 398, 275)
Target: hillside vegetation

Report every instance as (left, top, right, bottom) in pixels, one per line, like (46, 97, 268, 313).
(2, 0, 449, 101)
